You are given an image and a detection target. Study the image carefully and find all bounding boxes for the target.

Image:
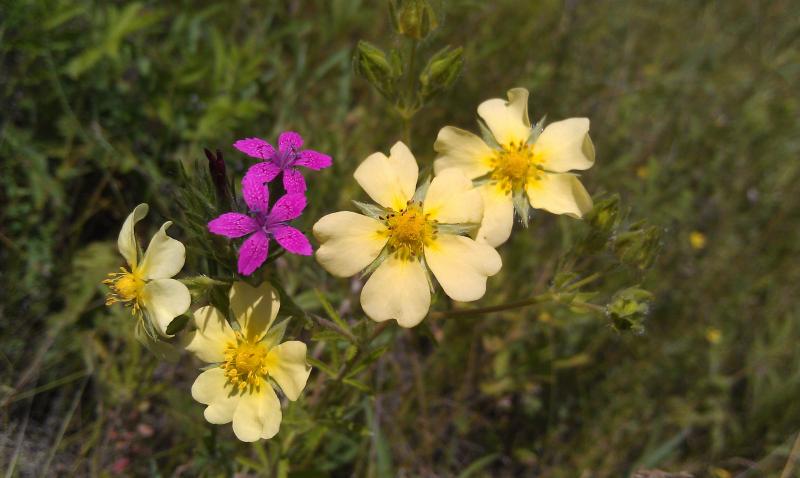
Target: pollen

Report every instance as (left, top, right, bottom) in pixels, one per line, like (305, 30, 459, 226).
(103, 267, 145, 312)
(384, 202, 435, 260)
(222, 336, 269, 393)
(489, 140, 542, 193)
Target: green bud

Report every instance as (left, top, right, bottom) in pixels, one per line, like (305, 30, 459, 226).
(389, 0, 438, 40)
(419, 46, 464, 103)
(577, 194, 621, 253)
(353, 40, 398, 100)
(613, 221, 662, 270)
(606, 287, 653, 334)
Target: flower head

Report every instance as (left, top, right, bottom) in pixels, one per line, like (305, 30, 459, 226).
(208, 177, 312, 276)
(313, 142, 502, 328)
(104, 203, 191, 337)
(234, 131, 332, 194)
(185, 281, 311, 442)
(434, 87, 595, 247)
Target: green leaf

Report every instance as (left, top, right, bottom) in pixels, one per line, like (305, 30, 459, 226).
(165, 314, 190, 335)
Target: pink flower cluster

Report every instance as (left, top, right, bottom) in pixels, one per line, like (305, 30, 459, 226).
(208, 131, 332, 275)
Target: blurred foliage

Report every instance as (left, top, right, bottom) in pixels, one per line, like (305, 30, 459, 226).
(1, 0, 800, 476)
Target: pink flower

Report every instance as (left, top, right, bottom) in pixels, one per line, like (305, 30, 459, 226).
(208, 175, 312, 276)
(234, 131, 332, 194)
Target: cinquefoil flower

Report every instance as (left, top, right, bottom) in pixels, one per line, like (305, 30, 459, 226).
(235, 131, 332, 194)
(186, 281, 311, 442)
(104, 203, 191, 337)
(434, 87, 595, 247)
(313, 142, 502, 328)
(208, 175, 312, 276)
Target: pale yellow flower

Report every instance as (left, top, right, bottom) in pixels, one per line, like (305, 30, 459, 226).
(185, 281, 311, 442)
(313, 142, 502, 328)
(104, 203, 191, 337)
(434, 87, 595, 247)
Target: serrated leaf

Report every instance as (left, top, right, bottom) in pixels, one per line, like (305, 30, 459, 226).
(262, 318, 289, 349)
(513, 188, 530, 227)
(352, 200, 387, 219)
(165, 314, 190, 335)
(527, 115, 547, 144)
(307, 357, 336, 378)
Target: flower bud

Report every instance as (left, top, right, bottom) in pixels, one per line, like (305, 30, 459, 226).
(204, 148, 230, 206)
(613, 221, 661, 270)
(389, 0, 438, 40)
(353, 40, 398, 100)
(606, 287, 653, 334)
(577, 194, 620, 253)
(419, 46, 463, 103)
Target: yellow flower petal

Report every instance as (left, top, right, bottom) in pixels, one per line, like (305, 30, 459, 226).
(313, 211, 388, 277)
(433, 126, 494, 179)
(353, 141, 418, 211)
(424, 235, 502, 302)
(534, 118, 595, 172)
(360, 256, 430, 328)
(117, 203, 148, 269)
(229, 281, 280, 342)
(232, 385, 282, 442)
(266, 341, 311, 401)
(186, 306, 236, 363)
(423, 168, 483, 224)
(526, 173, 593, 218)
(141, 278, 190, 336)
(138, 221, 186, 280)
(475, 183, 515, 247)
(192, 368, 239, 424)
(477, 87, 531, 147)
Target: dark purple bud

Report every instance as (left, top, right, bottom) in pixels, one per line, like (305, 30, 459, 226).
(204, 148, 231, 205)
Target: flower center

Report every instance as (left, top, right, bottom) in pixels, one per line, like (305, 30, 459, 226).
(384, 202, 435, 260)
(104, 267, 145, 311)
(222, 337, 269, 392)
(489, 141, 543, 193)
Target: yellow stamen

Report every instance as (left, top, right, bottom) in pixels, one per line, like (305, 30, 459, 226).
(103, 267, 145, 314)
(222, 335, 270, 393)
(383, 201, 435, 260)
(489, 140, 543, 193)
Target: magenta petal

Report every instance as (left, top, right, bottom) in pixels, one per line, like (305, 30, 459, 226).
(272, 225, 312, 256)
(268, 193, 307, 223)
(278, 131, 303, 153)
(295, 150, 332, 170)
(283, 168, 307, 194)
(243, 161, 281, 185)
(238, 231, 270, 275)
(208, 213, 259, 238)
(233, 137, 276, 160)
(242, 175, 270, 213)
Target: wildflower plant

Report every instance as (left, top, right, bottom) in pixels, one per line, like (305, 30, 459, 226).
(314, 141, 501, 327)
(97, 0, 660, 469)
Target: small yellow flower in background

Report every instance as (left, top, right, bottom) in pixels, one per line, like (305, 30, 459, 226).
(186, 281, 311, 442)
(433, 87, 595, 247)
(104, 203, 190, 337)
(690, 231, 707, 250)
(313, 141, 502, 328)
(705, 327, 722, 345)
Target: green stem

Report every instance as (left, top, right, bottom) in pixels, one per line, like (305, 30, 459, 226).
(310, 322, 392, 418)
(402, 38, 418, 147)
(428, 292, 606, 319)
(428, 293, 555, 319)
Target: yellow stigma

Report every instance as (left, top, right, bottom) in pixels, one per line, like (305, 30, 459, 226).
(222, 336, 269, 393)
(103, 267, 145, 312)
(489, 140, 543, 193)
(383, 201, 435, 260)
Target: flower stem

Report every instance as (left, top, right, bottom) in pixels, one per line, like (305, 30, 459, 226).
(428, 291, 606, 319)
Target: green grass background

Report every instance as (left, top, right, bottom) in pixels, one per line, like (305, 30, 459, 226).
(2, 0, 799, 476)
